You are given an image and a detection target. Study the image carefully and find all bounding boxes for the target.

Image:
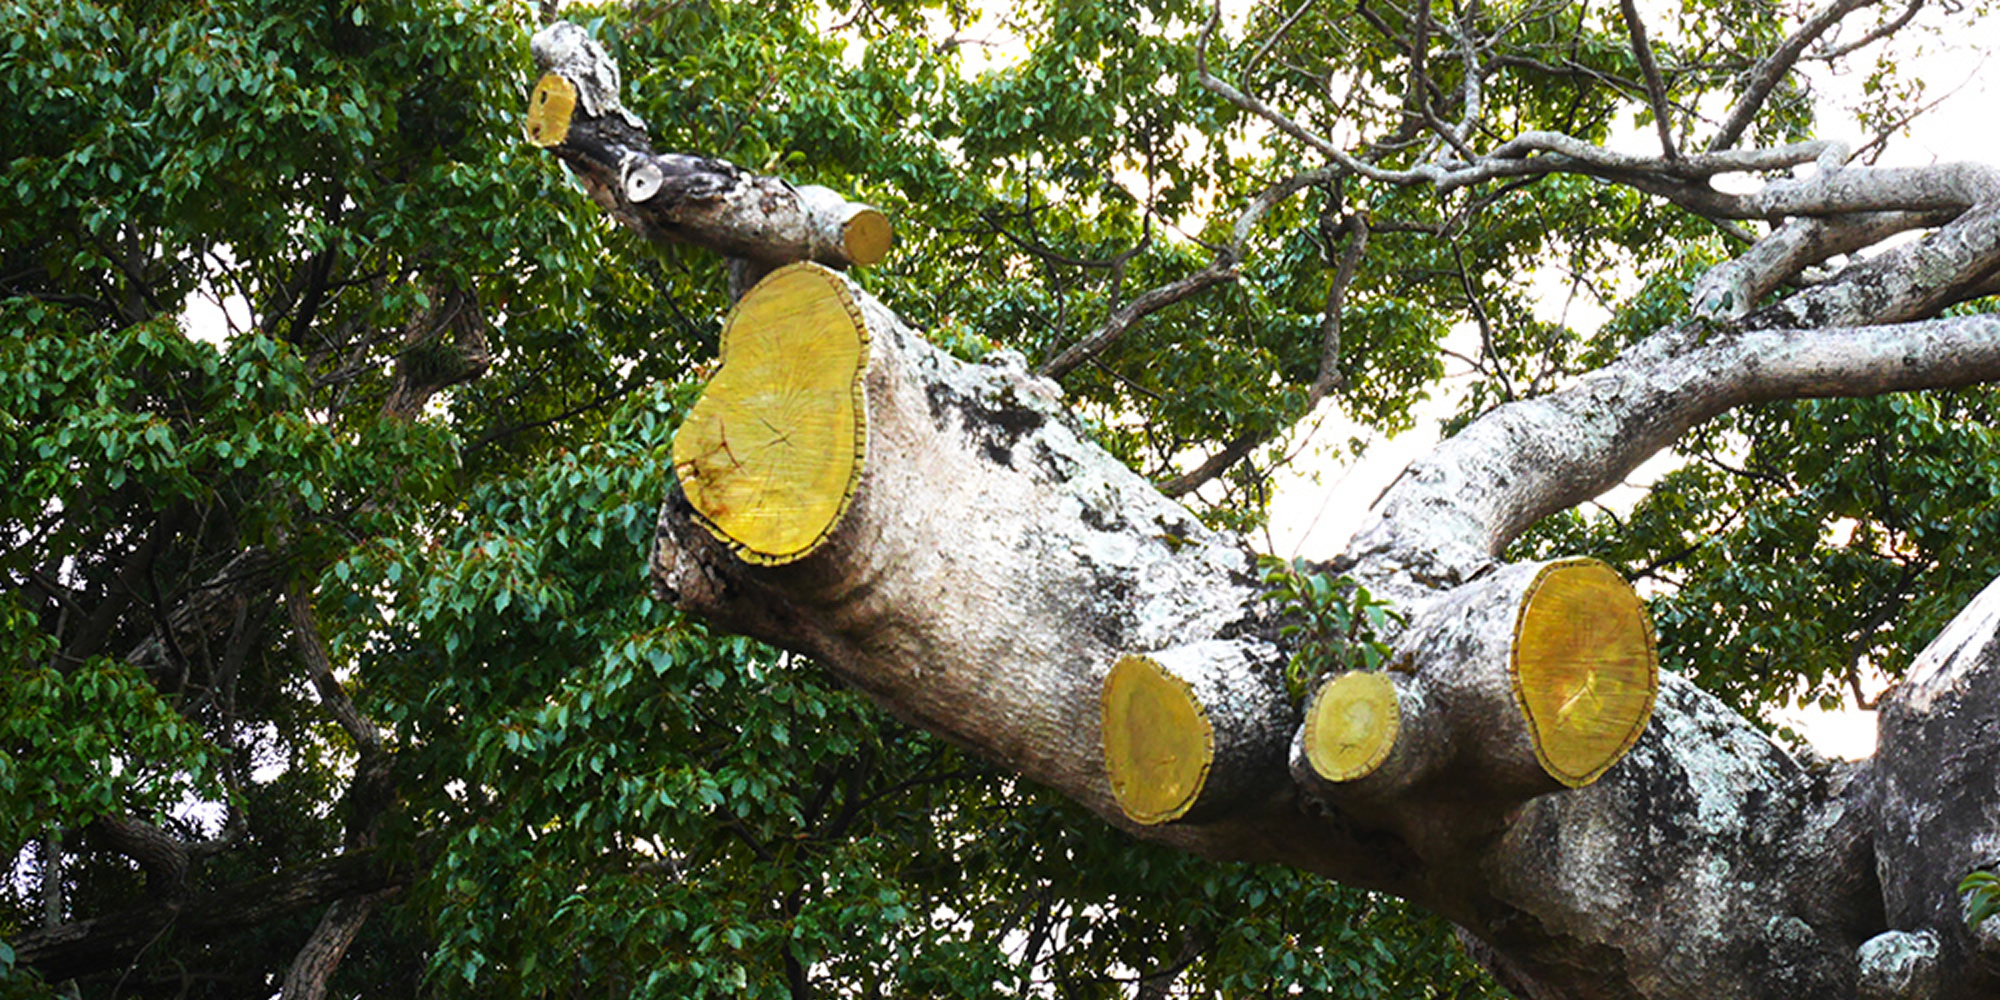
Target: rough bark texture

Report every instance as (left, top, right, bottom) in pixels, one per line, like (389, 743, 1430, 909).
(649, 266, 1897, 998)
(1866, 577, 2000, 998)
(529, 23, 890, 274)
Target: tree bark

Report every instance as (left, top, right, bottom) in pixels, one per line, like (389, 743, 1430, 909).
(1863, 576, 2000, 999)
(528, 23, 890, 276)
(649, 263, 1902, 998)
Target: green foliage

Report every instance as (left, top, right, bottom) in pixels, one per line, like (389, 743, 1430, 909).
(1963, 871, 2000, 932)
(0, 0, 1984, 994)
(1259, 556, 1401, 701)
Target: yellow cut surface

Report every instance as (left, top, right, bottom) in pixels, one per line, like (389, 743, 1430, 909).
(524, 74, 576, 148)
(843, 210, 894, 266)
(1101, 654, 1214, 826)
(1511, 559, 1658, 787)
(1303, 670, 1400, 783)
(672, 264, 868, 565)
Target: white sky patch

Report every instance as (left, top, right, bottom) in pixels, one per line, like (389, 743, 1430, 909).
(182, 263, 252, 346)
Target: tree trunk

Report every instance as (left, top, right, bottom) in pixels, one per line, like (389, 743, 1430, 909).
(646, 262, 1905, 998)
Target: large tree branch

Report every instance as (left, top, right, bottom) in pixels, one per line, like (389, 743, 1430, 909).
(540, 21, 2000, 1000)
(528, 22, 891, 275)
(1343, 311, 2000, 605)
(644, 262, 1894, 998)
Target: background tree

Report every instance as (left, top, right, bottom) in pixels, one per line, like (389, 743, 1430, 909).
(3, 0, 1997, 999)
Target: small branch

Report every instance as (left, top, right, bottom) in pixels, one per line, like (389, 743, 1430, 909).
(529, 22, 891, 273)
(1810, 0, 1926, 61)
(1036, 265, 1238, 379)
(86, 815, 196, 901)
(1159, 433, 1262, 498)
(284, 582, 380, 760)
(1244, 0, 1320, 79)
(1708, 0, 1880, 152)
(279, 895, 387, 1000)
(1617, 0, 1680, 159)
(1311, 210, 1369, 401)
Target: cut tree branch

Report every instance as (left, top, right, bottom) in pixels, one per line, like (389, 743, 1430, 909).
(528, 22, 892, 275)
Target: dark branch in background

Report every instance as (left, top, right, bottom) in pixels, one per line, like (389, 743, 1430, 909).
(380, 284, 493, 421)
(277, 581, 395, 1000)
(1617, 0, 1680, 158)
(1158, 206, 1368, 498)
(1037, 265, 1239, 380)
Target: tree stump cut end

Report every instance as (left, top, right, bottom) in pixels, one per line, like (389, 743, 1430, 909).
(842, 210, 893, 267)
(1510, 559, 1658, 787)
(671, 263, 869, 565)
(1101, 654, 1216, 826)
(1302, 670, 1400, 782)
(524, 73, 576, 148)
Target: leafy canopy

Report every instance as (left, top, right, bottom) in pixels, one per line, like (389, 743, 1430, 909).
(2, 0, 1993, 996)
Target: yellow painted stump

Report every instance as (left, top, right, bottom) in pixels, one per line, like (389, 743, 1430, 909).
(1510, 559, 1657, 787)
(671, 263, 869, 565)
(1302, 670, 1400, 783)
(1101, 653, 1216, 825)
(1295, 558, 1658, 795)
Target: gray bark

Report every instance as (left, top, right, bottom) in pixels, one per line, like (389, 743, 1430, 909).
(647, 269, 1911, 998)
(1865, 577, 2000, 998)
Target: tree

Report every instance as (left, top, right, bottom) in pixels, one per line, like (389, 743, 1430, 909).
(6, 0, 2000, 998)
(1, 1, 1496, 996)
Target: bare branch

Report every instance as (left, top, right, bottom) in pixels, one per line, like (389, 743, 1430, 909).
(284, 581, 381, 760)
(1810, 0, 1927, 61)
(1159, 433, 1263, 497)
(1345, 310, 2000, 601)
(1617, 0, 1680, 159)
(1708, 0, 1881, 152)
(1691, 208, 1953, 319)
(1036, 265, 1239, 379)
(1311, 210, 1370, 401)
(1038, 167, 1342, 380)
(1747, 197, 2000, 329)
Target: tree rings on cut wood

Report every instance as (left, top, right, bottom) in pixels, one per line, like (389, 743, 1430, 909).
(1101, 653, 1215, 825)
(842, 209, 893, 267)
(1510, 558, 1658, 787)
(795, 185, 893, 267)
(1302, 670, 1399, 782)
(524, 73, 576, 148)
(672, 263, 869, 565)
